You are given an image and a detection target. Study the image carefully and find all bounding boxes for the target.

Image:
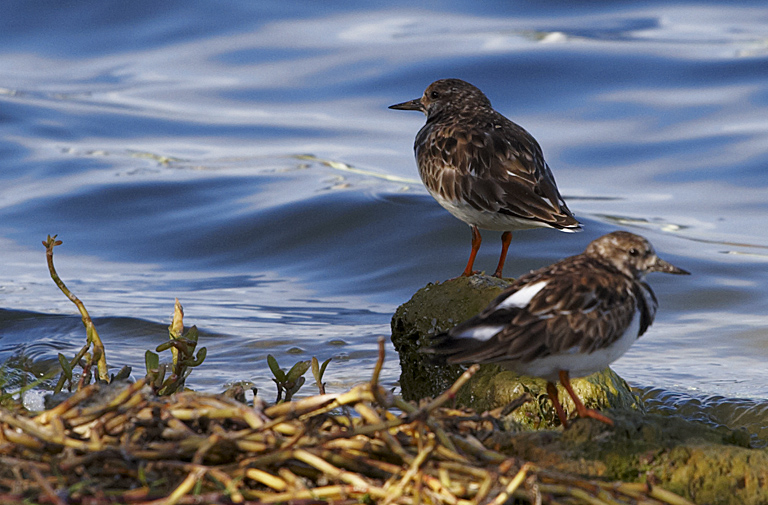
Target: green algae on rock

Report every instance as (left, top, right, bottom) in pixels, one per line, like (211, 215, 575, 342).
(390, 275, 511, 401)
(490, 410, 762, 504)
(482, 411, 762, 504)
(390, 275, 642, 428)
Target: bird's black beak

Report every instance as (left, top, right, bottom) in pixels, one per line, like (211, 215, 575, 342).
(389, 98, 424, 112)
(652, 257, 690, 275)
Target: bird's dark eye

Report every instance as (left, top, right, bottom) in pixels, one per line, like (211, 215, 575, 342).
(430, 91, 440, 99)
(629, 248, 639, 257)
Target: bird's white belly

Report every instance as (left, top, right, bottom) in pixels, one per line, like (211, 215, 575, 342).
(429, 190, 549, 231)
(499, 311, 642, 383)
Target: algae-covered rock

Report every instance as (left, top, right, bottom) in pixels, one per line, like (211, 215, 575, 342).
(485, 412, 762, 505)
(650, 444, 768, 504)
(391, 275, 511, 402)
(391, 275, 641, 428)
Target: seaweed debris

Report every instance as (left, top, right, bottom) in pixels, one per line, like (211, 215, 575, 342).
(0, 338, 695, 505)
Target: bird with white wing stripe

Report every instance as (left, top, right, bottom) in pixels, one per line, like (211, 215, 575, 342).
(425, 231, 689, 428)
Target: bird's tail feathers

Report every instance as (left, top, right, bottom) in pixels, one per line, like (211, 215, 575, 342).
(420, 332, 479, 365)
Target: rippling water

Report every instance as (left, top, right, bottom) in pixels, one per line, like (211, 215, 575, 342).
(1, 2, 767, 422)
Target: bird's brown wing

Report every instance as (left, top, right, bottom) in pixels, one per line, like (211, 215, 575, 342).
(415, 111, 579, 229)
(454, 117, 580, 229)
(430, 258, 640, 365)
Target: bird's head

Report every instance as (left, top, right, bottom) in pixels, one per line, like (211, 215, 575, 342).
(585, 231, 690, 280)
(389, 78, 491, 118)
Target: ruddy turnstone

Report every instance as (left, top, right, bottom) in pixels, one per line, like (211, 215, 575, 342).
(389, 78, 581, 278)
(426, 231, 689, 427)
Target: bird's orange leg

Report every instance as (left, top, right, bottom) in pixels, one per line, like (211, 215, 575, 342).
(462, 226, 482, 277)
(493, 231, 512, 278)
(546, 381, 569, 428)
(559, 370, 614, 426)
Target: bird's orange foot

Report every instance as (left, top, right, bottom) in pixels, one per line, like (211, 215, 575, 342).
(575, 406, 614, 426)
(453, 270, 482, 280)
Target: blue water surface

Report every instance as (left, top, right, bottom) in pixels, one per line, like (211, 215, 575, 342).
(1, 1, 767, 406)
